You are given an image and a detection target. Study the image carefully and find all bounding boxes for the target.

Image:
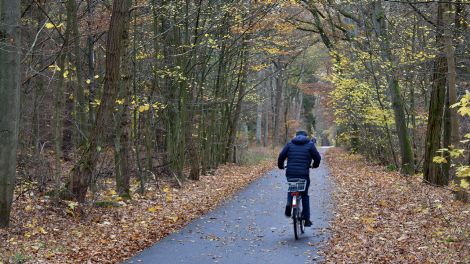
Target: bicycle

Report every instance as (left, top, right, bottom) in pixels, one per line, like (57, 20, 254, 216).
(287, 178, 307, 240)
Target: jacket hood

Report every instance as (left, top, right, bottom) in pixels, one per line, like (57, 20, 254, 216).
(291, 135, 310, 145)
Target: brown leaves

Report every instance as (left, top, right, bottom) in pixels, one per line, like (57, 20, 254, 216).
(0, 160, 274, 263)
(320, 148, 470, 263)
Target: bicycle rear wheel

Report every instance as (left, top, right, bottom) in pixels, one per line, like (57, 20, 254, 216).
(299, 199, 304, 234)
(293, 207, 299, 240)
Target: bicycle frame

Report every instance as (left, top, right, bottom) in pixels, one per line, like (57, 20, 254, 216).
(287, 178, 306, 240)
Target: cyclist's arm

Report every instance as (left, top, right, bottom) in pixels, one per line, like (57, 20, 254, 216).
(309, 143, 321, 168)
(277, 144, 289, 169)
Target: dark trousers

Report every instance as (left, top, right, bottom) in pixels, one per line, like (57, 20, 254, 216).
(286, 177, 310, 220)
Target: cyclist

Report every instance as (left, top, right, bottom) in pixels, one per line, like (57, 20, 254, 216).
(277, 129, 321, 227)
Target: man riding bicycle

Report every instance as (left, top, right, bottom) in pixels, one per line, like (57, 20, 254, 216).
(277, 129, 321, 227)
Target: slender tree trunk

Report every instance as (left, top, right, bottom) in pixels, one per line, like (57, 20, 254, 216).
(372, 0, 414, 174)
(263, 84, 270, 147)
(67, 0, 88, 142)
(70, 0, 131, 202)
(226, 44, 248, 162)
(87, 0, 96, 127)
(0, 0, 21, 227)
(132, 13, 145, 194)
(272, 60, 284, 148)
(31, 2, 46, 159)
(256, 103, 262, 145)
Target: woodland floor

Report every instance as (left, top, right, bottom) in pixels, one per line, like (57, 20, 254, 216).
(321, 148, 470, 263)
(0, 159, 274, 264)
(1, 148, 469, 264)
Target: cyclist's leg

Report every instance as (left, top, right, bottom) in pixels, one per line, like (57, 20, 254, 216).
(301, 177, 310, 220)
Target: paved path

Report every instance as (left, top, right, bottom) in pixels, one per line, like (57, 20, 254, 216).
(126, 147, 332, 264)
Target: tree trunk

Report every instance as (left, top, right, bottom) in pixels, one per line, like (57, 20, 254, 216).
(0, 0, 21, 227)
(69, 0, 131, 202)
(263, 84, 270, 147)
(372, 1, 414, 175)
(87, 0, 96, 128)
(114, 0, 133, 198)
(443, 2, 459, 147)
(226, 44, 248, 162)
(423, 2, 448, 186)
(272, 60, 284, 148)
(256, 103, 262, 145)
(67, 0, 88, 142)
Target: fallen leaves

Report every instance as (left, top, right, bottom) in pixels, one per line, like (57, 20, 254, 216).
(319, 148, 470, 263)
(0, 159, 274, 263)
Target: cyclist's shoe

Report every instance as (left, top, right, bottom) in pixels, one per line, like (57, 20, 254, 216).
(284, 205, 291, 217)
(304, 219, 312, 227)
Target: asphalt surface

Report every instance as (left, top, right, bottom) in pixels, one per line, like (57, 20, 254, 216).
(126, 147, 332, 264)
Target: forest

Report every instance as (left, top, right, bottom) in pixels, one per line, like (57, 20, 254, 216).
(0, 0, 469, 263)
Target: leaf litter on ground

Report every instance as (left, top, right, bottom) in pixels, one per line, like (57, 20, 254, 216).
(319, 148, 469, 263)
(0, 160, 274, 264)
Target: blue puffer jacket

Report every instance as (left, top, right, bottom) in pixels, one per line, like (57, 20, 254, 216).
(277, 134, 321, 179)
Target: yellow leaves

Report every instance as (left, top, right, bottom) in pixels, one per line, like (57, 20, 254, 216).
(450, 102, 461, 109)
(38, 227, 48, 234)
(455, 91, 470, 117)
(116, 99, 125, 105)
(23, 226, 47, 238)
(147, 206, 162, 212)
(30, 244, 41, 252)
(91, 99, 101, 107)
(63, 70, 70, 78)
(136, 51, 150, 61)
(433, 156, 448, 164)
(165, 215, 178, 223)
(457, 106, 470, 117)
(163, 185, 173, 203)
(86, 79, 91, 84)
(361, 216, 376, 225)
(45, 22, 55, 29)
(66, 201, 79, 216)
(262, 47, 284, 55)
(456, 166, 470, 177)
(165, 194, 172, 203)
(377, 200, 388, 207)
(48, 64, 61, 72)
(461, 179, 469, 189)
(250, 63, 270, 72)
(138, 104, 150, 113)
(449, 148, 464, 158)
(162, 186, 170, 193)
(25, 204, 33, 212)
(152, 102, 162, 110)
(45, 22, 64, 29)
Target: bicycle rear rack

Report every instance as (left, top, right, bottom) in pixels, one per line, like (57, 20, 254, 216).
(287, 178, 307, 192)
